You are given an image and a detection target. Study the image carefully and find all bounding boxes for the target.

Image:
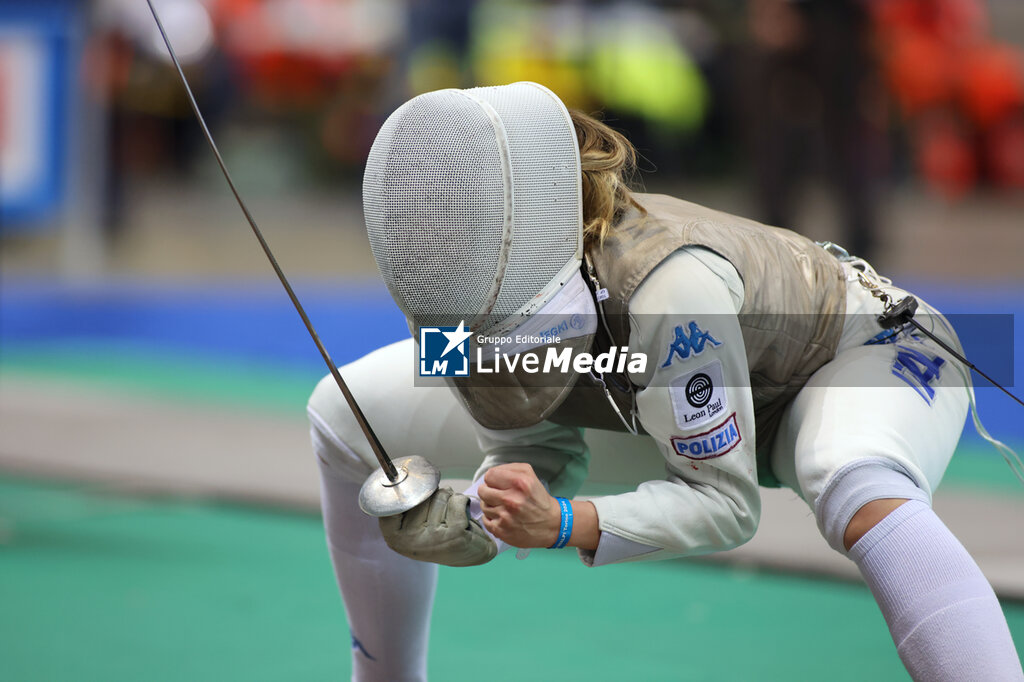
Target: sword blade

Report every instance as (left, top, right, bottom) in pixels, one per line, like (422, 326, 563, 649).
(145, 0, 399, 482)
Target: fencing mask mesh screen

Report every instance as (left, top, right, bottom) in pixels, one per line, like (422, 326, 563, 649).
(364, 82, 582, 332)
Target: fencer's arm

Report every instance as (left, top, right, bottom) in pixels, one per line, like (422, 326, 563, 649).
(468, 248, 759, 565)
(463, 418, 592, 554)
(579, 248, 760, 566)
(473, 461, 600, 549)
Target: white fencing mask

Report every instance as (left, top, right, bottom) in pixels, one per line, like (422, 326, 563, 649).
(363, 81, 584, 335)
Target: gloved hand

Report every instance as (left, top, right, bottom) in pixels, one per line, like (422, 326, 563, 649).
(379, 487, 498, 567)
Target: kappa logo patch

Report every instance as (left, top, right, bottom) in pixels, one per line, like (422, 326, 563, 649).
(661, 320, 721, 367)
(671, 413, 741, 460)
(669, 359, 728, 429)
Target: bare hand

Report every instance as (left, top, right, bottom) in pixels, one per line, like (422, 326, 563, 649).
(477, 463, 561, 548)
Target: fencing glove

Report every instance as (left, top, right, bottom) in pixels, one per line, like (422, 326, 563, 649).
(379, 487, 498, 567)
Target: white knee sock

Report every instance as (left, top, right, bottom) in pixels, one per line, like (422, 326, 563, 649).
(318, 462, 438, 682)
(850, 499, 1023, 681)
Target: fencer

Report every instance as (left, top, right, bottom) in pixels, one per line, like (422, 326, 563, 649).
(309, 82, 1022, 681)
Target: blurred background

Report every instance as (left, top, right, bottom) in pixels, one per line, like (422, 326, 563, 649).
(1, 0, 1023, 679)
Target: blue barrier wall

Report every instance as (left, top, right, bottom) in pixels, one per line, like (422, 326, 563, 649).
(1, 276, 1020, 446)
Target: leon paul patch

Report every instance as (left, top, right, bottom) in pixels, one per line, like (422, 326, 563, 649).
(669, 359, 728, 429)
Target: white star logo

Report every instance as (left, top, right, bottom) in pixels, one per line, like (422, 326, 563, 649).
(440, 320, 473, 358)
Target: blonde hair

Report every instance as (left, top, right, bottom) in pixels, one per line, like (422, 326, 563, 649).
(571, 110, 642, 249)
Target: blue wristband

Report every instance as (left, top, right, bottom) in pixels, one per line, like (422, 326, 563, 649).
(548, 497, 573, 549)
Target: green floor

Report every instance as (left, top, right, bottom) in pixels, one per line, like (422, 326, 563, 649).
(2, 347, 1022, 679)
(1, 476, 1022, 681)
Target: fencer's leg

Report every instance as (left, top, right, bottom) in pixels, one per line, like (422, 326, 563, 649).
(772, 339, 1023, 681)
(841, 497, 907, 551)
(816, 464, 1024, 681)
(308, 340, 485, 681)
(317, 459, 437, 682)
